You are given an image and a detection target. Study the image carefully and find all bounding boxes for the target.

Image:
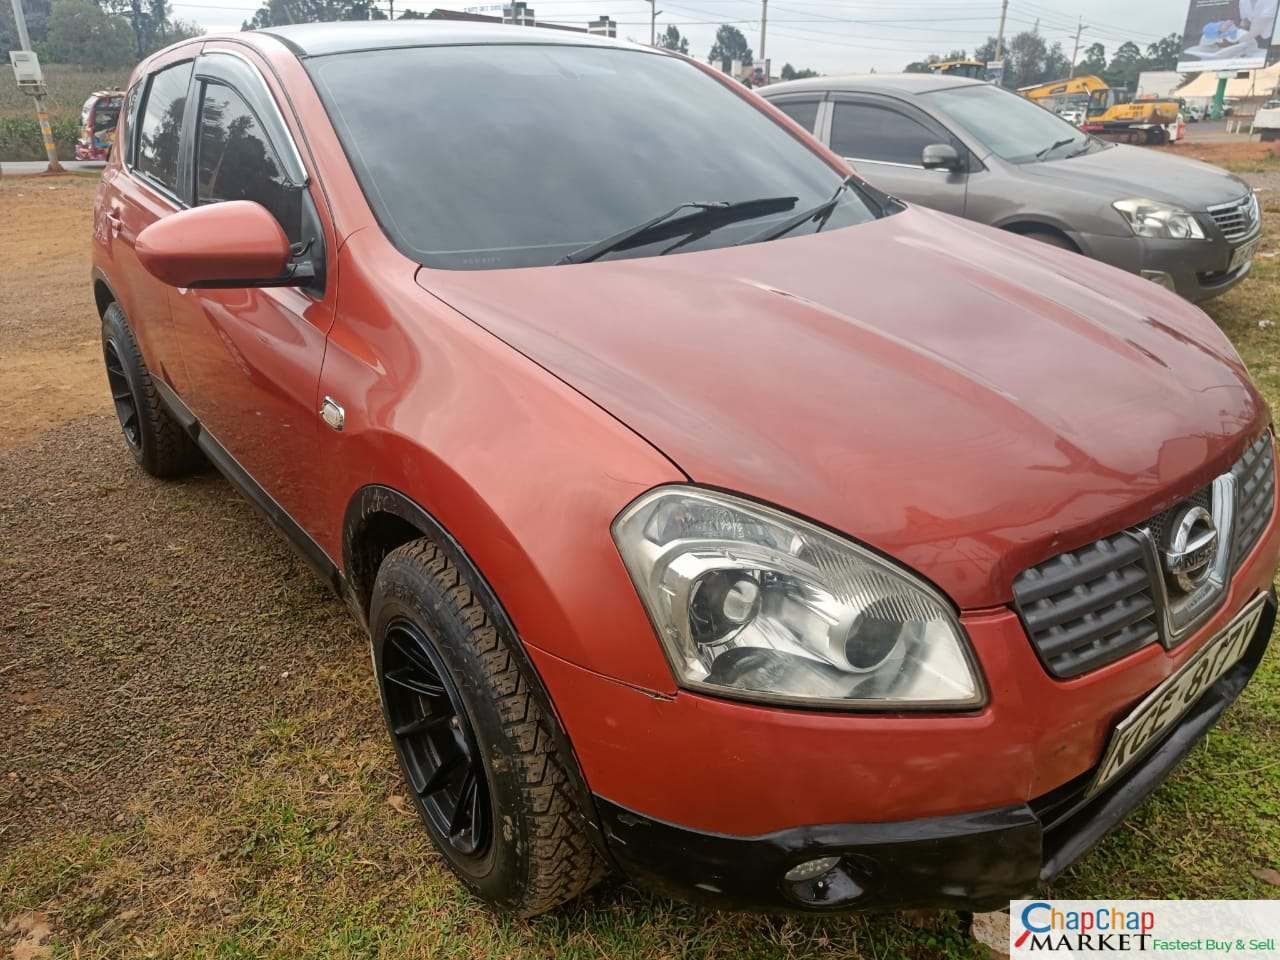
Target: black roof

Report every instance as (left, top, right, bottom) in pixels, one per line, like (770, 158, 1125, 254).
(260, 20, 639, 57)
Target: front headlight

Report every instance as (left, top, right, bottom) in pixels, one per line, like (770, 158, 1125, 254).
(1112, 198, 1206, 239)
(612, 487, 984, 710)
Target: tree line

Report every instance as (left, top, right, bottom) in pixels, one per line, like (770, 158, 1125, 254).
(1, 0, 203, 66)
(906, 30, 1185, 92)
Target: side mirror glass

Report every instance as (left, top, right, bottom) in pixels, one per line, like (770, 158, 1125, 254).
(136, 200, 295, 288)
(921, 143, 962, 172)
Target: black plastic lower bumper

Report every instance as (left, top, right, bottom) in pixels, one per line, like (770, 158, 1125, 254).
(596, 594, 1275, 913)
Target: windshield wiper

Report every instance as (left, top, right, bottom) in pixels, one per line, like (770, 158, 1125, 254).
(557, 196, 799, 265)
(735, 175, 856, 247)
(1036, 137, 1077, 160)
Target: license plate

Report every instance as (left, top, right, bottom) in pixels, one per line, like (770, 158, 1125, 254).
(1229, 236, 1260, 272)
(1086, 593, 1267, 798)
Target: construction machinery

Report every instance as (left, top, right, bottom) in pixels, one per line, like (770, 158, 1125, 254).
(1019, 75, 1180, 145)
(928, 59, 987, 80)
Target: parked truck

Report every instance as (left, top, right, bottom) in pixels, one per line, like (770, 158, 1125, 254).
(1019, 75, 1180, 145)
(1255, 99, 1280, 141)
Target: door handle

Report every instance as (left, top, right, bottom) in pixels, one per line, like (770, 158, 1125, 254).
(105, 210, 122, 236)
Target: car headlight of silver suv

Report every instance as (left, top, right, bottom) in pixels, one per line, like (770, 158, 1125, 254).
(612, 487, 984, 710)
(1112, 198, 1206, 239)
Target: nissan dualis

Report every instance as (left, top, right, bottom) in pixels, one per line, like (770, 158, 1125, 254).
(92, 22, 1279, 916)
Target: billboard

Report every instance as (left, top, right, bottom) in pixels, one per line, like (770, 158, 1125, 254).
(1177, 0, 1278, 72)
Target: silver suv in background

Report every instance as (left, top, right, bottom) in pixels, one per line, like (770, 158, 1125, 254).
(761, 74, 1261, 302)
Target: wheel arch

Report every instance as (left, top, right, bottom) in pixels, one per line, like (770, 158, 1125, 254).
(342, 484, 452, 622)
(997, 218, 1082, 252)
(92, 268, 119, 318)
(343, 482, 611, 855)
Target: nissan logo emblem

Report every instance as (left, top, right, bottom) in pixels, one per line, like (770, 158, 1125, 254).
(1163, 504, 1218, 593)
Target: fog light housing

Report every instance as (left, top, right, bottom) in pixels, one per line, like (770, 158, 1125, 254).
(1140, 269, 1177, 291)
(783, 856, 841, 882)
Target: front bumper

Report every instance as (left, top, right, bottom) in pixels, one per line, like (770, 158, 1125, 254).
(595, 594, 1275, 912)
(1077, 229, 1258, 303)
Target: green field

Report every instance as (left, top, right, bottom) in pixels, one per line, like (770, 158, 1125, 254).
(1, 63, 132, 159)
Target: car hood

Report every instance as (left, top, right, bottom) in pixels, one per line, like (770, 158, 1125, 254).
(1016, 142, 1251, 210)
(417, 206, 1266, 608)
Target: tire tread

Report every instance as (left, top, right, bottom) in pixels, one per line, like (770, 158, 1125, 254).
(379, 538, 607, 916)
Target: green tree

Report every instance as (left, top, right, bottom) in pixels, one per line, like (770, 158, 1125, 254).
(1077, 41, 1107, 77)
(1144, 33, 1182, 71)
(44, 0, 134, 66)
(1106, 40, 1143, 91)
(1, 0, 52, 58)
(708, 24, 751, 68)
(1044, 41, 1070, 81)
(657, 24, 688, 55)
(1006, 30, 1049, 89)
(780, 62, 818, 80)
(242, 0, 387, 30)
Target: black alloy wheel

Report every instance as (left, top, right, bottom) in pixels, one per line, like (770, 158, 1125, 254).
(381, 618, 491, 859)
(103, 338, 141, 451)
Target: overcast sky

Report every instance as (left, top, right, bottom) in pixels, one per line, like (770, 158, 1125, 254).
(170, 0, 1194, 75)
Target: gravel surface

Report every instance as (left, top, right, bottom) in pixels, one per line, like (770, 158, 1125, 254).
(0, 175, 369, 849)
(0, 414, 365, 845)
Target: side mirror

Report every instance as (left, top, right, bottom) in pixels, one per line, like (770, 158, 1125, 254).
(136, 201, 295, 288)
(921, 143, 963, 172)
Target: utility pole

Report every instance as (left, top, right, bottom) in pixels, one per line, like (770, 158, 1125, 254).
(994, 0, 1009, 63)
(649, 0, 656, 45)
(1069, 17, 1086, 77)
(7, 0, 62, 173)
(759, 0, 767, 83)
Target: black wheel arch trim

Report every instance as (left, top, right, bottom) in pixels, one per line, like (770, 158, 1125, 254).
(344, 483, 613, 860)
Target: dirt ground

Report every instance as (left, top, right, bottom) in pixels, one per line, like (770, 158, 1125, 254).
(0, 174, 370, 846)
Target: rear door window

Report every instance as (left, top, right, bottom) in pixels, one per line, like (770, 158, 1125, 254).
(830, 100, 940, 166)
(195, 83, 302, 242)
(772, 98, 820, 133)
(135, 61, 194, 195)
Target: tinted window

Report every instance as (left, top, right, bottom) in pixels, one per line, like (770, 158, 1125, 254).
(830, 101, 939, 165)
(924, 83, 1098, 164)
(309, 46, 888, 270)
(124, 82, 142, 165)
(135, 61, 193, 194)
(772, 98, 820, 132)
(196, 83, 302, 242)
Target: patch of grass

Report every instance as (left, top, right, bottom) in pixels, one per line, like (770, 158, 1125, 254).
(0, 63, 131, 118)
(0, 63, 132, 160)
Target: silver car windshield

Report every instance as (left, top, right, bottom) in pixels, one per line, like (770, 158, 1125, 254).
(924, 83, 1099, 164)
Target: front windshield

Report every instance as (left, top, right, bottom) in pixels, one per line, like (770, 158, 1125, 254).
(924, 82, 1101, 164)
(308, 44, 888, 270)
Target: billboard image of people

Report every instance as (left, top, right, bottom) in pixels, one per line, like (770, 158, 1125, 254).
(1176, 0, 1278, 72)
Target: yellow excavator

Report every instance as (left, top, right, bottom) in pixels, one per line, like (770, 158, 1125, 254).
(928, 59, 987, 80)
(1019, 75, 1180, 145)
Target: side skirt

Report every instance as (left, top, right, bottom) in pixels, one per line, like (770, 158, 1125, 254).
(151, 378, 346, 600)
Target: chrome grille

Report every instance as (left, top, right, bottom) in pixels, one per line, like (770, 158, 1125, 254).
(1231, 431, 1276, 569)
(1013, 430, 1275, 679)
(1207, 193, 1260, 243)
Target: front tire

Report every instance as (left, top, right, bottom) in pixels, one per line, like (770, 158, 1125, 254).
(100, 302, 202, 478)
(370, 538, 607, 916)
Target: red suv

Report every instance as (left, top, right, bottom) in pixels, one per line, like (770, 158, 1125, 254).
(93, 23, 1278, 916)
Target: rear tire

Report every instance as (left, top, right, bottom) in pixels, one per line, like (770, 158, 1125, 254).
(100, 301, 203, 478)
(370, 538, 608, 916)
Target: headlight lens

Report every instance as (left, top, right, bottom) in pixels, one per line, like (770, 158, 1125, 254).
(612, 487, 983, 710)
(1112, 198, 1206, 239)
